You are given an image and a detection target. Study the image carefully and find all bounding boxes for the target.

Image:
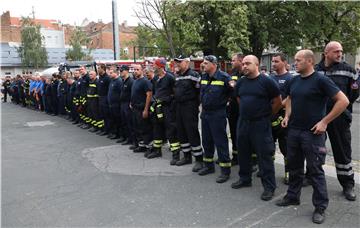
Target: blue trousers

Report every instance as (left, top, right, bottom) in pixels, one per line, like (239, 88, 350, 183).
(286, 128, 328, 210)
(237, 118, 276, 192)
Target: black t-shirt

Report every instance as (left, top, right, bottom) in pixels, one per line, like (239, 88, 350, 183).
(131, 76, 152, 106)
(270, 72, 293, 99)
(235, 74, 280, 120)
(98, 73, 111, 97)
(285, 71, 340, 130)
(120, 76, 134, 102)
(154, 72, 175, 103)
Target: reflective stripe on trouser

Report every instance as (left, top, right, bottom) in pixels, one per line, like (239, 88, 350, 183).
(152, 104, 178, 152)
(327, 112, 355, 188)
(153, 140, 163, 148)
(201, 110, 230, 171)
(176, 101, 202, 158)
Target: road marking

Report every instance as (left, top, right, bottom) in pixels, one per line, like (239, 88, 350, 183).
(25, 121, 55, 127)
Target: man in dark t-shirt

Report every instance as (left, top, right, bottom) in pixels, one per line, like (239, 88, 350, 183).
(276, 50, 349, 225)
(130, 64, 153, 153)
(232, 55, 282, 202)
(270, 53, 293, 184)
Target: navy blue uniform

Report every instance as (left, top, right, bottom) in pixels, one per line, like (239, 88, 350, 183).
(108, 77, 123, 137)
(316, 61, 359, 189)
(270, 72, 293, 173)
(120, 76, 135, 143)
(235, 74, 280, 192)
(80, 73, 90, 125)
(86, 79, 101, 129)
(50, 79, 59, 115)
(98, 73, 111, 132)
(200, 69, 232, 175)
(227, 70, 242, 164)
(174, 68, 203, 163)
(131, 76, 153, 149)
(284, 71, 339, 210)
(151, 72, 180, 156)
(57, 79, 68, 115)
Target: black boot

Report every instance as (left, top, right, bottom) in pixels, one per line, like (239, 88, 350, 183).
(170, 150, 180, 165)
(216, 167, 230, 183)
(192, 156, 204, 172)
(147, 147, 162, 159)
(176, 152, 192, 166)
(144, 148, 153, 158)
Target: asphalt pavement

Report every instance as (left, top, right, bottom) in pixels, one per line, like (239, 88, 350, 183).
(1, 102, 360, 227)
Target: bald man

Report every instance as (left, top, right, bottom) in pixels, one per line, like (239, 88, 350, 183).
(277, 50, 349, 224)
(232, 55, 282, 201)
(315, 41, 359, 201)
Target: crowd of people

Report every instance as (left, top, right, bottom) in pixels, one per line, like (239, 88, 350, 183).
(2, 41, 359, 224)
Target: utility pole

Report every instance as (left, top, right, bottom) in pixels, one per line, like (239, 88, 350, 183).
(112, 0, 120, 60)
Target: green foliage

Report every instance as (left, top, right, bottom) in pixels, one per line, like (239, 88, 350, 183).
(17, 17, 48, 69)
(135, 1, 360, 60)
(66, 27, 92, 61)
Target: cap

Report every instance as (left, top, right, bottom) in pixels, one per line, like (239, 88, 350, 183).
(204, 55, 218, 64)
(154, 58, 167, 68)
(174, 55, 190, 62)
(120, 65, 129, 72)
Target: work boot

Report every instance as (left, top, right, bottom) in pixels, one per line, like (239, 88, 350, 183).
(176, 152, 192, 166)
(192, 156, 204, 172)
(312, 208, 325, 224)
(116, 137, 126, 143)
(276, 196, 300, 206)
(261, 190, 274, 201)
(343, 187, 356, 201)
(231, 179, 252, 189)
(170, 150, 180, 165)
(198, 166, 215, 176)
(129, 144, 138, 150)
(121, 140, 132, 146)
(89, 127, 98, 133)
(133, 146, 147, 153)
(147, 148, 162, 159)
(108, 134, 119, 140)
(216, 168, 230, 183)
(144, 148, 153, 158)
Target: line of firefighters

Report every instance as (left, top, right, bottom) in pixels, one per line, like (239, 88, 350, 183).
(3, 41, 359, 224)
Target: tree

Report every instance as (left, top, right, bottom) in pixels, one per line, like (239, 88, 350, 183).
(66, 27, 92, 61)
(17, 17, 48, 69)
(298, 1, 360, 53)
(135, 0, 178, 57)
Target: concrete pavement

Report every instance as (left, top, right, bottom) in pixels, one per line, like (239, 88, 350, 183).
(1, 102, 360, 227)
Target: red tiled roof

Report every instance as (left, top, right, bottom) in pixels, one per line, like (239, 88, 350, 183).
(10, 17, 61, 30)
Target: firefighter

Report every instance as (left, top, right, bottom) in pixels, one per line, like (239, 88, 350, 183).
(79, 66, 91, 129)
(315, 41, 359, 201)
(232, 55, 282, 201)
(173, 55, 203, 171)
(145, 58, 181, 161)
(107, 67, 123, 139)
(198, 55, 234, 183)
(276, 49, 349, 224)
(87, 71, 101, 133)
(270, 53, 293, 184)
(227, 53, 244, 166)
(119, 65, 135, 145)
(97, 64, 111, 136)
(130, 64, 153, 153)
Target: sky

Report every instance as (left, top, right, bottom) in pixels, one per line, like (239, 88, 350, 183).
(1, 0, 140, 26)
